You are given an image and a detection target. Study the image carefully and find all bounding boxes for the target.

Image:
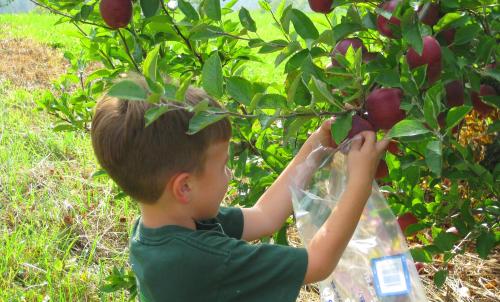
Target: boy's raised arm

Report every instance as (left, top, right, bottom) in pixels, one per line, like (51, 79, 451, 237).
(241, 121, 335, 242)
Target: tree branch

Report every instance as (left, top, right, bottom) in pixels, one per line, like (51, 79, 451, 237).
(117, 29, 141, 72)
(160, 2, 204, 65)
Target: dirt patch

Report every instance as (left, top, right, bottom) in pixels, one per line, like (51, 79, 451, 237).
(0, 38, 69, 89)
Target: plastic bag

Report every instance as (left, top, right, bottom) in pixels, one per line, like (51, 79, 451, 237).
(290, 139, 428, 302)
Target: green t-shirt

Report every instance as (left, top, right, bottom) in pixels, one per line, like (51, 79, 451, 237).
(129, 207, 308, 302)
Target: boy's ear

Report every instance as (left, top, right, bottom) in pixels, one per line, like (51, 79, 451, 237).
(170, 172, 192, 204)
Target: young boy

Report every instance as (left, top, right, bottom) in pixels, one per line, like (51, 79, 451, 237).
(91, 75, 389, 301)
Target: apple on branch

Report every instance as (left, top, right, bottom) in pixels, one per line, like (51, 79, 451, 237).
(376, 0, 401, 38)
(366, 88, 406, 130)
(445, 80, 465, 108)
(406, 36, 442, 84)
(397, 212, 418, 234)
(308, 0, 333, 14)
(330, 38, 366, 66)
(471, 84, 497, 116)
(99, 0, 133, 29)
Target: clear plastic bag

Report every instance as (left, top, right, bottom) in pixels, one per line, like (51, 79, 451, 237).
(290, 140, 428, 302)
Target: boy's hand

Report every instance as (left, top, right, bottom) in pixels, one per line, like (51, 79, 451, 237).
(307, 118, 336, 149)
(347, 131, 390, 189)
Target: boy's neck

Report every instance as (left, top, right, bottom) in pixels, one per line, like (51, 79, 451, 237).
(139, 200, 196, 230)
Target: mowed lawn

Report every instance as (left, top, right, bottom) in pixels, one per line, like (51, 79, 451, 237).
(0, 10, 325, 301)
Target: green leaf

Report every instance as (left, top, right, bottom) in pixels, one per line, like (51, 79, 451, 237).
(175, 72, 193, 101)
(454, 23, 481, 45)
(433, 230, 459, 251)
(107, 80, 148, 101)
(258, 0, 271, 11)
(239, 7, 257, 32)
(401, 9, 423, 55)
(434, 270, 448, 288)
(487, 120, 500, 134)
(446, 106, 471, 131)
(140, 0, 160, 18)
(202, 52, 223, 98)
(144, 105, 170, 127)
(332, 23, 363, 42)
(178, 0, 199, 21)
(310, 77, 335, 105)
(375, 69, 401, 87)
(227, 77, 253, 106)
(332, 112, 353, 145)
(387, 120, 431, 138)
(285, 49, 309, 73)
(287, 74, 311, 106)
(476, 231, 496, 259)
(251, 94, 287, 110)
(425, 140, 442, 177)
(289, 9, 319, 41)
(258, 39, 289, 54)
(203, 0, 221, 21)
(410, 247, 433, 263)
(187, 111, 227, 135)
(475, 36, 495, 64)
(189, 24, 224, 40)
(142, 45, 160, 82)
(423, 83, 442, 129)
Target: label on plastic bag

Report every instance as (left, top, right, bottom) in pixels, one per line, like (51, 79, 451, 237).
(371, 254, 411, 297)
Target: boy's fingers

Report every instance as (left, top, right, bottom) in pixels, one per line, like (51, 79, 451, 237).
(349, 135, 363, 151)
(359, 131, 376, 151)
(321, 117, 336, 131)
(376, 138, 391, 154)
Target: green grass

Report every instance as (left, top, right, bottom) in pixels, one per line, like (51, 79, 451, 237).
(0, 10, 328, 301)
(0, 79, 137, 300)
(0, 12, 86, 53)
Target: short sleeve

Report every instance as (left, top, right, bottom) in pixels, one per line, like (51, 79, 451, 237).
(219, 240, 308, 302)
(217, 207, 243, 239)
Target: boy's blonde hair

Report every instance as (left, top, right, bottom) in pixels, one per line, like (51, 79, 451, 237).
(91, 75, 232, 203)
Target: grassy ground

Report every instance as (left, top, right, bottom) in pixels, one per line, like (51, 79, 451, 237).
(0, 13, 135, 301)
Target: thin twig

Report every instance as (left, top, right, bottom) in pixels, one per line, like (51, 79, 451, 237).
(160, 1, 204, 65)
(117, 29, 140, 72)
(29, 0, 111, 30)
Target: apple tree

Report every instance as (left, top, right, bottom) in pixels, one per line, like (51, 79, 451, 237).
(33, 0, 499, 293)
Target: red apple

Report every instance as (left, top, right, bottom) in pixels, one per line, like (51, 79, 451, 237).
(415, 262, 425, 274)
(99, 0, 133, 29)
(397, 212, 419, 234)
(418, 3, 440, 27)
(387, 140, 401, 155)
(366, 88, 405, 130)
(375, 160, 389, 179)
(308, 0, 333, 13)
(331, 38, 366, 65)
(376, 0, 401, 38)
(439, 28, 455, 46)
(347, 115, 375, 138)
(471, 84, 496, 116)
(406, 36, 442, 84)
(445, 80, 465, 107)
(363, 52, 378, 63)
(437, 112, 459, 134)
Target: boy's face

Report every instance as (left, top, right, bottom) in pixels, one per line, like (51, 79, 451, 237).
(191, 140, 231, 219)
